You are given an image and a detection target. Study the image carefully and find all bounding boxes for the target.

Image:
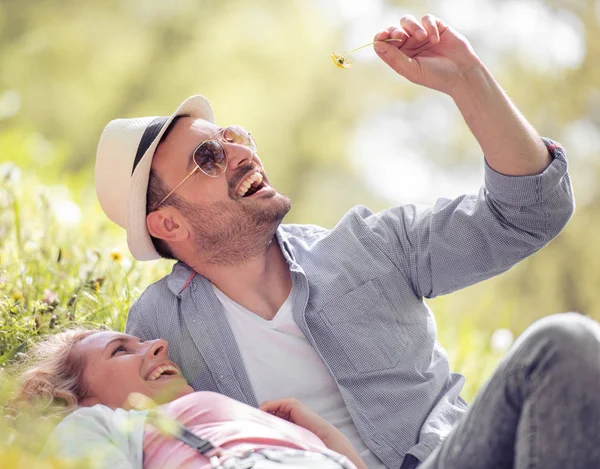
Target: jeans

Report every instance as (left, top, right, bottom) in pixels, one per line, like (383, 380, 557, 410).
(416, 312, 600, 469)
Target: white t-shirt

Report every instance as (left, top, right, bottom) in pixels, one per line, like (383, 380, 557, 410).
(213, 285, 387, 469)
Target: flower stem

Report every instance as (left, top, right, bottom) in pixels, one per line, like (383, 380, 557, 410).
(346, 38, 404, 56)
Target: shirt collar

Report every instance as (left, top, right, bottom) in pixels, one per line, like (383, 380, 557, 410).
(166, 261, 195, 296)
(275, 226, 296, 264)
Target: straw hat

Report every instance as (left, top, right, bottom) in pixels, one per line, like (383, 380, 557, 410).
(95, 95, 215, 260)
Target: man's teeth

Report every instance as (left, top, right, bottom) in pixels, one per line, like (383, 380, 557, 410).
(147, 365, 179, 381)
(237, 172, 263, 197)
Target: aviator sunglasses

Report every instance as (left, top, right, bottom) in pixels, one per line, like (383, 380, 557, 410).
(155, 125, 257, 208)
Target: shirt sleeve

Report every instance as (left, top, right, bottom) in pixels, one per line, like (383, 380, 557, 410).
(41, 406, 147, 469)
(363, 139, 575, 299)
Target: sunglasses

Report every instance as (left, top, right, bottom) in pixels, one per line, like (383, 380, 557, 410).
(155, 125, 257, 208)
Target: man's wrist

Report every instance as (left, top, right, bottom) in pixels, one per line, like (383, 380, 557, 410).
(450, 59, 493, 104)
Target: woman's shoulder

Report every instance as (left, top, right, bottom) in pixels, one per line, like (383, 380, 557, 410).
(62, 403, 114, 420)
(43, 405, 148, 468)
(60, 404, 146, 428)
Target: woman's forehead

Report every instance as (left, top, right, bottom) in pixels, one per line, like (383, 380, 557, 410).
(77, 331, 132, 350)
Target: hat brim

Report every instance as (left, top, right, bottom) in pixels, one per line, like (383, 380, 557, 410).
(126, 95, 215, 261)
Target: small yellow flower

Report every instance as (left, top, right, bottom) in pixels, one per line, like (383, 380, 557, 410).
(86, 277, 105, 293)
(110, 251, 123, 263)
(11, 291, 24, 302)
(331, 38, 403, 69)
(331, 53, 351, 69)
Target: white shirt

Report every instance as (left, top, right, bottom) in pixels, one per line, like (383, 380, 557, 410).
(213, 285, 387, 469)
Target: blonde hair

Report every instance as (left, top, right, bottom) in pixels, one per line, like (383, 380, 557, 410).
(13, 329, 100, 413)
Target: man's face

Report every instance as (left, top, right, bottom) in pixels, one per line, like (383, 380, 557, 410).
(151, 117, 291, 264)
(78, 331, 193, 409)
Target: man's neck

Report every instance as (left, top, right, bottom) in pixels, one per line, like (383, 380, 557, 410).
(190, 237, 292, 321)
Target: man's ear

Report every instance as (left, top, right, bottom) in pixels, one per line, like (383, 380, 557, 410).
(146, 208, 189, 244)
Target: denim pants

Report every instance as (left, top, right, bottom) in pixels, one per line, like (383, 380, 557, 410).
(414, 312, 600, 469)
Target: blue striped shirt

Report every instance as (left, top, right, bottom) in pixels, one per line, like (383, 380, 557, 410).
(126, 139, 574, 468)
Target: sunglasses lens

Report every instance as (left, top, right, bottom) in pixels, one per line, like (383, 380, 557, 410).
(194, 141, 226, 177)
(224, 125, 257, 152)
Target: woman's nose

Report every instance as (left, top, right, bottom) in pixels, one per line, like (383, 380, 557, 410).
(147, 338, 169, 357)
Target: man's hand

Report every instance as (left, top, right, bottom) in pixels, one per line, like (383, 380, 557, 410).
(260, 398, 367, 469)
(373, 14, 482, 98)
(375, 14, 551, 176)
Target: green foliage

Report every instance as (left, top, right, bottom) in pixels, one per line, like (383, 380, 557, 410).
(0, 165, 172, 466)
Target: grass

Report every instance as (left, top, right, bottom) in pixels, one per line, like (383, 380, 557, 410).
(0, 163, 508, 467)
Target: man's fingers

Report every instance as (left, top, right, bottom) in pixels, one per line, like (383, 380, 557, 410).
(388, 26, 408, 45)
(421, 14, 440, 45)
(373, 29, 390, 42)
(374, 40, 414, 77)
(400, 15, 427, 41)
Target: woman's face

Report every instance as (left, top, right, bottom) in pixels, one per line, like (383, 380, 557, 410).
(76, 331, 193, 409)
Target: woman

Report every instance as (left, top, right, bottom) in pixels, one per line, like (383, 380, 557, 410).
(15, 329, 366, 469)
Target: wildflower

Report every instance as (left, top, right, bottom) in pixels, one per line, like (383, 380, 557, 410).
(331, 38, 404, 69)
(10, 291, 24, 303)
(331, 53, 351, 69)
(67, 294, 78, 308)
(42, 289, 59, 306)
(86, 277, 105, 293)
(110, 251, 123, 263)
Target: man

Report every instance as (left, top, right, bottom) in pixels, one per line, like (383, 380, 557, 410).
(95, 14, 586, 469)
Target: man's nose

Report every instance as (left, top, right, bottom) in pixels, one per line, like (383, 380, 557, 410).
(226, 143, 255, 171)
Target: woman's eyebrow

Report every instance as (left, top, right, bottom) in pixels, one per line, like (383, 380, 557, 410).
(104, 336, 137, 355)
(104, 336, 125, 350)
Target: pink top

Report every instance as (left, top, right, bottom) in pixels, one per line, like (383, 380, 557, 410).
(143, 391, 344, 469)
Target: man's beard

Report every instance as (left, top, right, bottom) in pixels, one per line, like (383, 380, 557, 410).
(178, 194, 291, 266)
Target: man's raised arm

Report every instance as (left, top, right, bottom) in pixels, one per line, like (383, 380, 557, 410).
(373, 14, 551, 176)
(359, 14, 574, 299)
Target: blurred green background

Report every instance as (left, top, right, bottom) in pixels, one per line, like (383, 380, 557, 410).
(1, 0, 599, 466)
